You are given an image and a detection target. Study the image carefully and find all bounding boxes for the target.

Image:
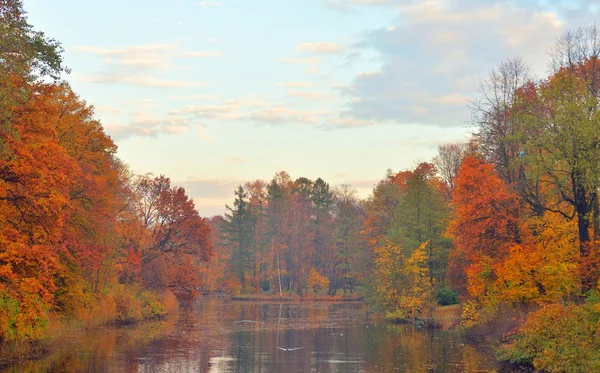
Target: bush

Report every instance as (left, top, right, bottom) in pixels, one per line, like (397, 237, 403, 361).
(140, 291, 166, 320)
(113, 285, 142, 324)
(73, 285, 167, 328)
(0, 291, 47, 342)
(436, 285, 459, 306)
(498, 293, 600, 372)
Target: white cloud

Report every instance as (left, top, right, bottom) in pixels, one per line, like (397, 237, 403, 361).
(295, 41, 345, 54)
(289, 90, 332, 100)
(344, 0, 565, 127)
(181, 50, 223, 58)
(73, 44, 223, 74)
(329, 116, 378, 128)
(199, 1, 220, 6)
(105, 117, 196, 140)
(278, 57, 320, 64)
(247, 108, 329, 125)
(80, 74, 203, 88)
(277, 81, 314, 88)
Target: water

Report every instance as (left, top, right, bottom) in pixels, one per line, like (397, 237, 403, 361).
(3, 299, 499, 372)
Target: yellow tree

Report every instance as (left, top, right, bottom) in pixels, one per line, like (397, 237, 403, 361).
(372, 240, 434, 321)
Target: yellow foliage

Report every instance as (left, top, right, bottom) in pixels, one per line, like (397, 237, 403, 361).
(307, 268, 330, 294)
(462, 212, 581, 327)
(373, 240, 435, 321)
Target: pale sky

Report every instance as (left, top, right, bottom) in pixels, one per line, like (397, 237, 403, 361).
(24, 0, 598, 217)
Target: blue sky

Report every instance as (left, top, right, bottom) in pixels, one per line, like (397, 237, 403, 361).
(23, 0, 598, 216)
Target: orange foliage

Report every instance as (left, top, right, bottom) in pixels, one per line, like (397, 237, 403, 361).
(447, 155, 522, 294)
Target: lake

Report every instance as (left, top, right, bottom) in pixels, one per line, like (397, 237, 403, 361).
(3, 298, 500, 372)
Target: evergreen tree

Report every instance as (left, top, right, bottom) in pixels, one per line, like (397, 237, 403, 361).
(222, 185, 253, 293)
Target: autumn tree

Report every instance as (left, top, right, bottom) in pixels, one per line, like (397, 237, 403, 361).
(265, 172, 292, 294)
(362, 170, 403, 250)
(433, 143, 466, 197)
(311, 178, 335, 293)
(0, 81, 75, 341)
(132, 174, 212, 299)
(447, 155, 522, 295)
(471, 58, 531, 185)
(245, 179, 268, 290)
(200, 216, 231, 292)
(372, 240, 434, 321)
(0, 0, 66, 156)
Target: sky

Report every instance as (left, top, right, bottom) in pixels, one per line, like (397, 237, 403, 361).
(23, 0, 599, 217)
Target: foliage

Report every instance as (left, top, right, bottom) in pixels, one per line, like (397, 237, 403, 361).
(436, 285, 459, 306)
(307, 268, 329, 294)
(498, 293, 600, 372)
(373, 241, 435, 322)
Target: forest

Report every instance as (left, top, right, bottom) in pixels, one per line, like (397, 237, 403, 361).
(2, 1, 600, 371)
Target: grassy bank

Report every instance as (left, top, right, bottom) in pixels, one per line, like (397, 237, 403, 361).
(0, 288, 177, 366)
(432, 304, 462, 329)
(230, 293, 364, 302)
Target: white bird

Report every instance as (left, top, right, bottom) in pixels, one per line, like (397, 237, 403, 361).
(276, 346, 303, 351)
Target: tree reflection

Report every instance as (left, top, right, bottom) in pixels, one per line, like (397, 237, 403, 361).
(1, 299, 498, 373)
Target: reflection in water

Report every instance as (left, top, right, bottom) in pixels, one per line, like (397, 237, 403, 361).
(2, 299, 499, 373)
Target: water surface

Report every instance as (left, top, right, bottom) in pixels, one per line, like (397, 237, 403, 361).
(4, 299, 499, 372)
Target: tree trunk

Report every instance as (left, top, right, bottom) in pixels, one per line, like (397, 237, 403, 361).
(592, 192, 599, 239)
(574, 179, 594, 291)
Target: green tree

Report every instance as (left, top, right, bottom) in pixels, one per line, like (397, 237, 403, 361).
(0, 0, 67, 155)
(222, 185, 253, 293)
(333, 185, 366, 294)
(311, 178, 335, 293)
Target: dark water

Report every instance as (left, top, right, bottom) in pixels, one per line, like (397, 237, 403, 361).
(4, 299, 499, 372)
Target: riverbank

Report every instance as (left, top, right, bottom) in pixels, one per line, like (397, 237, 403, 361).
(230, 293, 365, 302)
(0, 298, 499, 372)
(0, 288, 178, 367)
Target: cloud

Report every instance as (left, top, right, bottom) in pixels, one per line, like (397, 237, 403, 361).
(105, 117, 196, 140)
(199, 1, 220, 6)
(180, 50, 222, 58)
(278, 57, 320, 65)
(343, 0, 566, 128)
(73, 44, 176, 69)
(173, 104, 240, 119)
(247, 108, 328, 126)
(73, 44, 222, 86)
(173, 95, 288, 122)
(324, 1, 359, 14)
(328, 116, 378, 128)
(289, 90, 333, 100)
(350, 0, 397, 4)
(167, 94, 219, 100)
(227, 157, 248, 163)
(295, 41, 345, 54)
(80, 74, 202, 88)
(277, 81, 314, 88)
(74, 44, 223, 68)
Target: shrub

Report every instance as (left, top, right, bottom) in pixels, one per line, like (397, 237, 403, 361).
(498, 293, 600, 372)
(436, 285, 459, 306)
(140, 291, 167, 320)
